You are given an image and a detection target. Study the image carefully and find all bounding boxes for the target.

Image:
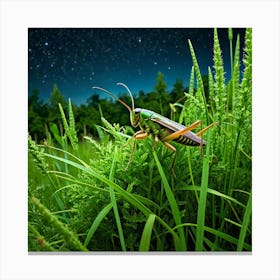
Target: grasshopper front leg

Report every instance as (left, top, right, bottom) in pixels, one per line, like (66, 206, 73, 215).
(125, 130, 148, 171)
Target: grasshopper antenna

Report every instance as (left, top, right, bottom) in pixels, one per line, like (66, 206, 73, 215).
(92, 86, 132, 113)
(117, 82, 135, 111)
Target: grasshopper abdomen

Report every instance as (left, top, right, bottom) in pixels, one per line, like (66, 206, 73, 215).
(174, 133, 205, 146)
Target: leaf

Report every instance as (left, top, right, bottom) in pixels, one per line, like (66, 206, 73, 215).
(84, 203, 113, 247)
(153, 150, 186, 251)
(41, 147, 180, 242)
(237, 193, 252, 251)
(139, 214, 156, 251)
(180, 185, 245, 208)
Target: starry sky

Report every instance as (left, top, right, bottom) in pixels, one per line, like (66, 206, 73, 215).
(28, 28, 245, 105)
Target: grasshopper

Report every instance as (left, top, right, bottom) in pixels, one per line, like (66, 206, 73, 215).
(93, 83, 216, 176)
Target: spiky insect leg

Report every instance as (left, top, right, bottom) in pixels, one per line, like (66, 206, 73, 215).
(161, 120, 209, 177)
(196, 122, 217, 155)
(125, 131, 148, 171)
(196, 122, 217, 137)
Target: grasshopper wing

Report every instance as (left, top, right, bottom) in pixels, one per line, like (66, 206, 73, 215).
(151, 117, 204, 144)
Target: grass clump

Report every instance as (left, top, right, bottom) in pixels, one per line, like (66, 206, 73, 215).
(28, 28, 252, 252)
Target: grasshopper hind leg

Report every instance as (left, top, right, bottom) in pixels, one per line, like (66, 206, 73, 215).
(196, 122, 217, 156)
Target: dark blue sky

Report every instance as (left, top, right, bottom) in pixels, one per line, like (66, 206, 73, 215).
(28, 28, 245, 105)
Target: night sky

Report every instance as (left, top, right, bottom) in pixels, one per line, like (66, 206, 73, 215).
(28, 28, 245, 105)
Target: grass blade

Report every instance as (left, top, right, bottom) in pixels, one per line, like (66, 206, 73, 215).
(68, 98, 78, 149)
(179, 66, 194, 124)
(173, 223, 251, 251)
(213, 28, 226, 118)
(84, 203, 113, 247)
(180, 185, 245, 208)
(237, 193, 252, 251)
(153, 150, 186, 251)
(42, 152, 150, 214)
(109, 146, 126, 251)
(139, 214, 156, 251)
(31, 197, 87, 251)
(195, 128, 213, 251)
(42, 150, 180, 242)
(188, 39, 208, 118)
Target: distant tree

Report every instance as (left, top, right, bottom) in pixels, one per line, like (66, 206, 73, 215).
(87, 93, 100, 108)
(138, 90, 145, 99)
(28, 72, 198, 143)
(168, 79, 187, 121)
(154, 71, 171, 116)
(170, 79, 185, 101)
(28, 108, 44, 143)
(28, 89, 45, 142)
(48, 84, 67, 134)
(75, 104, 100, 138)
(49, 84, 67, 116)
(28, 89, 40, 110)
(154, 71, 167, 95)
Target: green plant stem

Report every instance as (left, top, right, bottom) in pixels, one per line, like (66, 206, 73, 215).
(195, 129, 212, 251)
(31, 197, 88, 251)
(153, 150, 186, 251)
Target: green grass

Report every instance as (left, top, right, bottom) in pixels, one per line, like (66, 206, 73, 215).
(28, 28, 252, 252)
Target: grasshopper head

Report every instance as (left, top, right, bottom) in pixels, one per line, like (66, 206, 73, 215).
(131, 108, 141, 127)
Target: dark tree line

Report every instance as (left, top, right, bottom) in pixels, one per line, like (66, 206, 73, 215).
(28, 72, 208, 143)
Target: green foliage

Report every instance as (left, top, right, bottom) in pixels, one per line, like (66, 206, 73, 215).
(139, 214, 156, 251)
(49, 84, 67, 121)
(213, 29, 226, 120)
(31, 197, 87, 251)
(28, 89, 49, 142)
(154, 71, 167, 94)
(154, 71, 168, 116)
(28, 134, 48, 174)
(28, 28, 251, 252)
(58, 99, 78, 150)
(28, 73, 187, 143)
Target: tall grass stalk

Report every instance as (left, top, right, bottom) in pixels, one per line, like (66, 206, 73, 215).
(153, 150, 186, 251)
(41, 148, 181, 247)
(237, 193, 252, 251)
(139, 214, 156, 251)
(31, 197, 87, 251)
(195, 128, 213, 251)
(84, 203, 113, 247)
